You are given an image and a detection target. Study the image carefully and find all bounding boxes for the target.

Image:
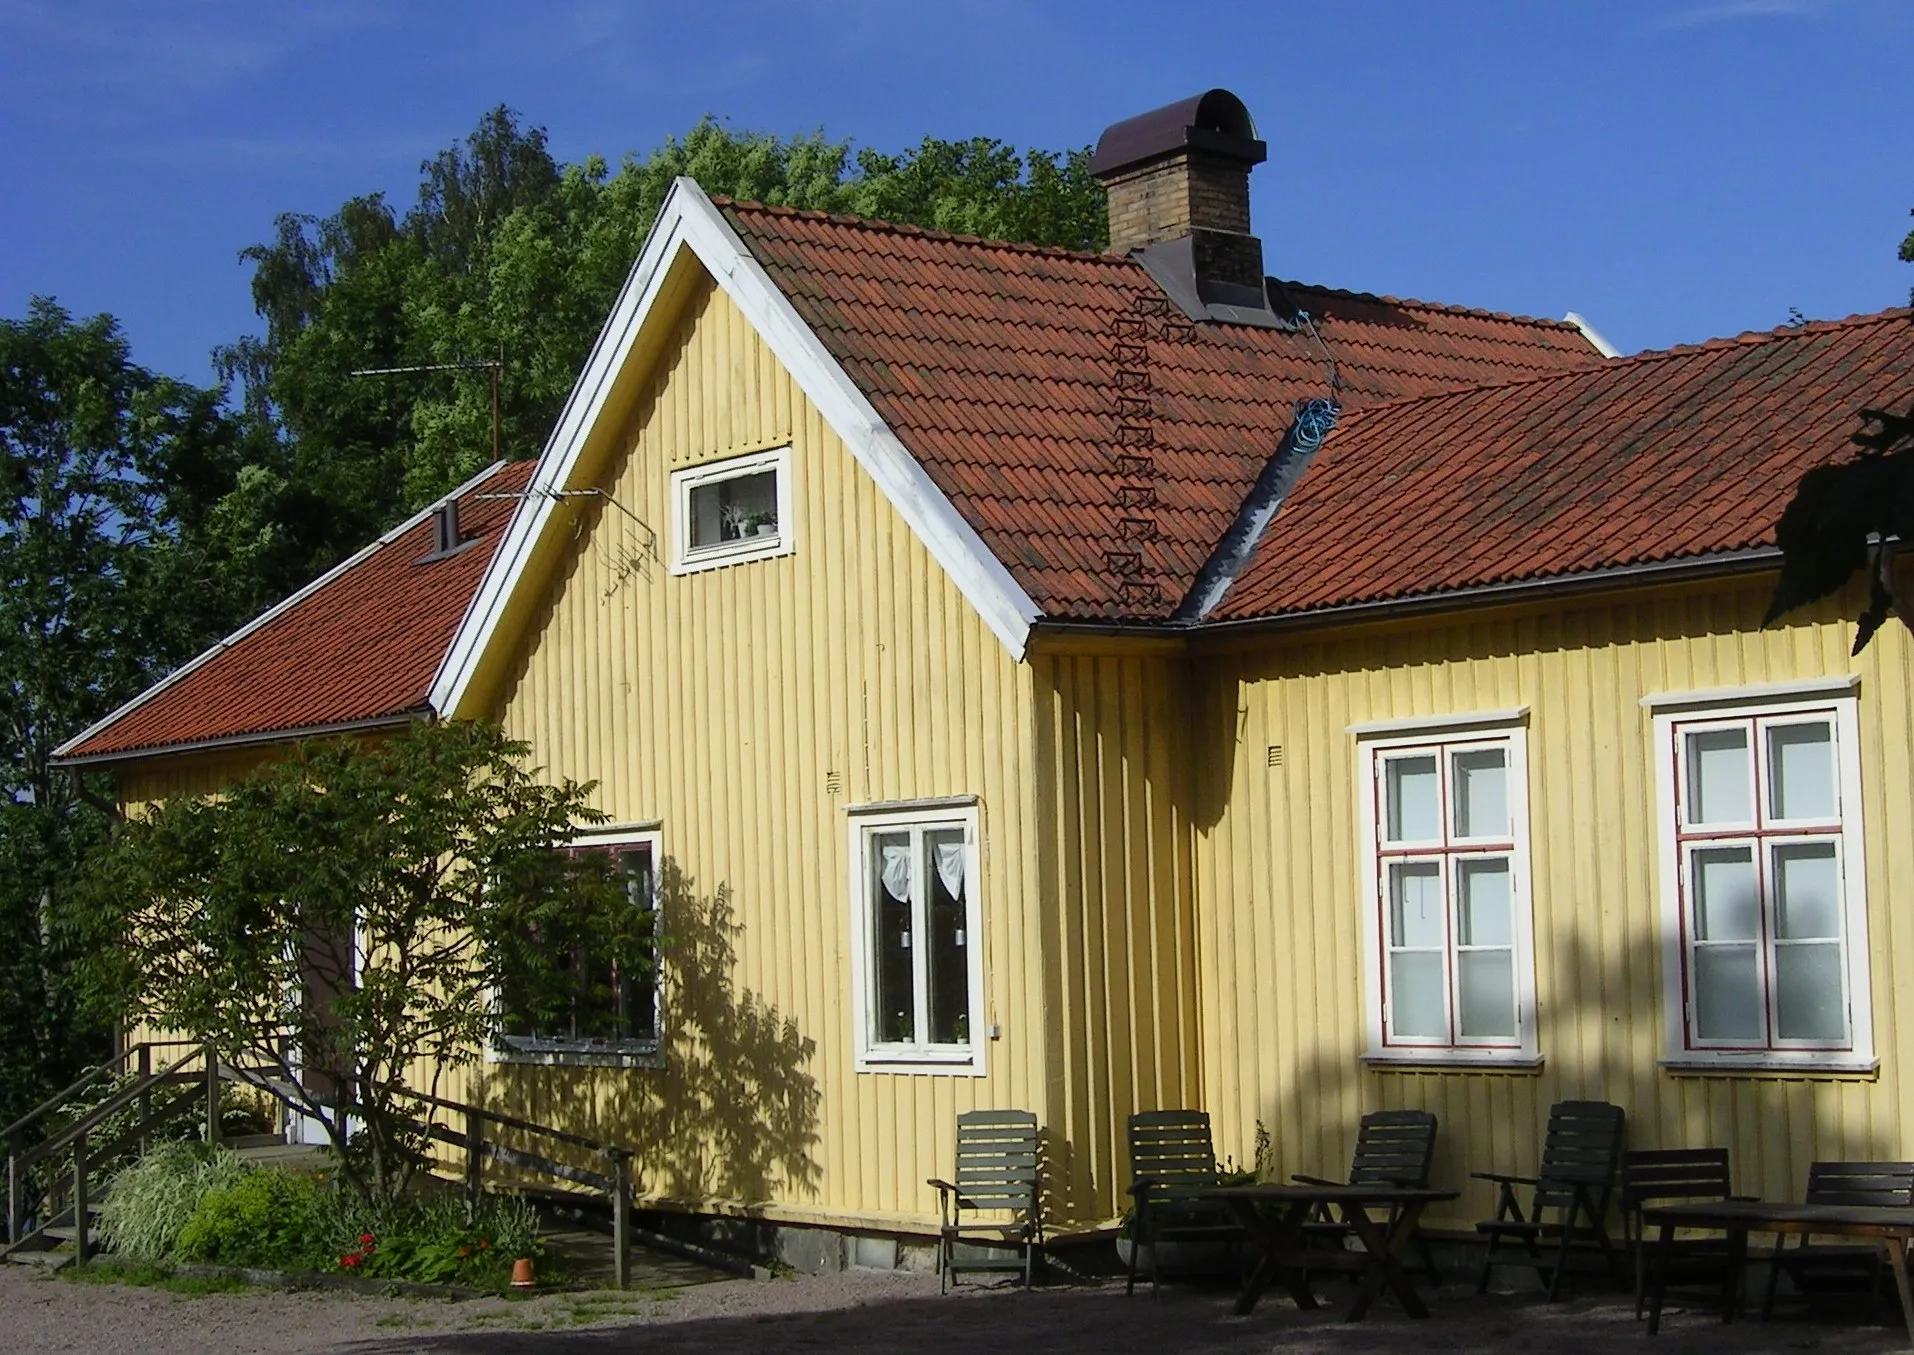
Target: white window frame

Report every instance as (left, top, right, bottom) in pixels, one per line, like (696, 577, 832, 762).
(668, 446, 795, 574)
(1355, 716, 1540, 1067)
(1649, 683, 1873, 1072)
(847, 803, 985, 1075)
(488, 825, 664, 1069)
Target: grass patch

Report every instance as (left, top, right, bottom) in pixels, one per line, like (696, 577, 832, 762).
(57, 1257, 255, 1295)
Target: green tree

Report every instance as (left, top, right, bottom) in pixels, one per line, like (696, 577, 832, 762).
(1764, 403, 1914, 651)
(70, 720, 649, 1206)
(0, 298, 252, 1129)
(215, 108, 1105, 583)
(1765, 220, 1914, 649)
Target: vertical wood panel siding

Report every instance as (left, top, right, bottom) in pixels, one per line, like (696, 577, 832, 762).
(1191, 580, 1914, 1229)
(1028, 650, 1201, 1222)
(461, 277, 1061, 1231)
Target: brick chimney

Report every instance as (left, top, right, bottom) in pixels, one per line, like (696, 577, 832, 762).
(1091, 90, 1270, 309)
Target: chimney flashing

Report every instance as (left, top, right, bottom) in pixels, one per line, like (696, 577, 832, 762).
(1133, 237, 1297, 331)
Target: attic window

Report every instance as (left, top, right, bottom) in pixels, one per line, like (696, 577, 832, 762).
(669, 447, 795, 574)
(418, 499, 477, 563)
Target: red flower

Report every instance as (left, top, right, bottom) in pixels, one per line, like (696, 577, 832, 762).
(479, 1241, 490, 1250)
(340, 1254, 361, 1269)
(359, 1233, 375, 1245)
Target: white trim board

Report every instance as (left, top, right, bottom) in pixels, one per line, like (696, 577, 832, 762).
(53, 462, 510, 763)
(431, 179, 1044, 718)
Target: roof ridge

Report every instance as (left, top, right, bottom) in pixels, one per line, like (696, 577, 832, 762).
(1333, 305, 1914, 427)
(1277, 278, 1582, 332)
(713, 194, 1127, 266)
(719, 197, 1606, 338)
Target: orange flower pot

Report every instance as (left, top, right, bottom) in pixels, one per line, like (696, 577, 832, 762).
(510, 1257, 537, 1289)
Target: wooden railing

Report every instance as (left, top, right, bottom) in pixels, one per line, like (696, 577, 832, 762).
(4, 1043, 654, 1286)
(3, 1042, 217, 1258)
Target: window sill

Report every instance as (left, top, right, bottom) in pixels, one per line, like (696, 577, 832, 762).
(856, 1049, 984, 1077)
(1659, 1055, 1879, 1079)
(670, 534, 791, 575)
(1363, 1050, 1544, 1072)
(488, 1044, 664, 1070)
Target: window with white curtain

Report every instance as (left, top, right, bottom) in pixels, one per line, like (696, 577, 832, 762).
(1652, 687, 1872, 1068)
(1357, 720, 1538, 1063)
(848, 804, 983, 1072)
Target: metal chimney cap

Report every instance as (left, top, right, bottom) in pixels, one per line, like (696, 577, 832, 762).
(1089, 89, 1266, 178)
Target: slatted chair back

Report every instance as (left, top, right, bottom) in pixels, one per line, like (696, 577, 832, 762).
(1127, 1110, 1219, 1190)
(952, 1109, 1039, 1215)
(1534, 1100, 1626, 1212)
(1621, 1147, 1732, 1215)
(1804, 1160, 1914, 1208)
(1347, 1110, 1438, 1189)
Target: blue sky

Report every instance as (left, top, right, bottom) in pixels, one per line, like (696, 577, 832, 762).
(2, 0, 1910, 385)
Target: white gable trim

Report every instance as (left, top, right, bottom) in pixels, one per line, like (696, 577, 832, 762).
(53, 462, 508, 763)
(430, 179, 1041, 716)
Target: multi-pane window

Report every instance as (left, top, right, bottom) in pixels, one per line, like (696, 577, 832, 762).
(669, 448, 794, 573)
(1668, 705, 1861, 1054)
(850, 807, 983, 1071)
(1362, 726, 1536, 1059)
(496, 838, 660, 1058)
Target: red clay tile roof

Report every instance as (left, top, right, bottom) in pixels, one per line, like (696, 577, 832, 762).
(720, 201, 1607, 620)
(57, 461, 535, 763)
(1213, 309, 1914, 622)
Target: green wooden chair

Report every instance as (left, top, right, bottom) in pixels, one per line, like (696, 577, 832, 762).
(1620, 1146, 1752, 1319)
(1294, 1108, 1441, 1280)
(1760, 1160, 1914, 1323)
(1475, 1099, 1627, 1300)
(927, 1109, 1043, 1292)
(1125, 1109, 1240, 1297)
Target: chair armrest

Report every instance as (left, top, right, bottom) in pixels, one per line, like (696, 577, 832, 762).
(1290, 1173, 1342, 1187)
(1471, 1172, 1540, 1186)
(926, 1177, 959, 1195)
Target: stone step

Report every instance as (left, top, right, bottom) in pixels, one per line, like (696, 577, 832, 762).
(3, 1249, 72, 1270)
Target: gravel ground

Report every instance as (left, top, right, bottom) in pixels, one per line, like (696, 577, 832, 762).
(1, 1263, 1907, 1354)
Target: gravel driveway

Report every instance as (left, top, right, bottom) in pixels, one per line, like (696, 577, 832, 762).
(2, 1263, 1906, 1354)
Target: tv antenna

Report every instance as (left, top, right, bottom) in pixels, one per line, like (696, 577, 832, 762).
(348, 355, 504, 463)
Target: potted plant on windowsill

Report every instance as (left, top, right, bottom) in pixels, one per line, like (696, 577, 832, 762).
(742, 511, 778, 538)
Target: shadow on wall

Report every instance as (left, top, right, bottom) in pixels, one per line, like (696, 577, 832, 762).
(1191, 582, 1897, 1225)
(480, 859, 821, 1205)
(1250, 915, 1894, 1233)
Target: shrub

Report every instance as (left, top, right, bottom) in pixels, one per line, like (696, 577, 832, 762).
(175, 1167, 330, 1269)
(331, 1190, 546, 1287)
(98, 1143, 252, 1263)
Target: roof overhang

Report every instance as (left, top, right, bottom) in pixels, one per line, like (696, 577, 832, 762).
(1023, 546, 1786, 650)
(431, 179, 1045, 718)
(52, 711, 423, 770)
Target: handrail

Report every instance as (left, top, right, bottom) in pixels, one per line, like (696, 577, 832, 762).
(16, 1047, 207, 1169)
(1, 1040, 201, 1143)
(392, 1087, 628, 1159)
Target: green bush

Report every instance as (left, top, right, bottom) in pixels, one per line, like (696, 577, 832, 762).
(175, 1168, 330, 1269)
(332, 1191, 545, 1287)
(111, 1151, 545, 1289)
(98, 1143, 252, 1263)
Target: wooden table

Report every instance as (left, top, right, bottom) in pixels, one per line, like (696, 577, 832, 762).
(1644, 1200, 1914, 1347)
(1198, 1184, 1458, 1320)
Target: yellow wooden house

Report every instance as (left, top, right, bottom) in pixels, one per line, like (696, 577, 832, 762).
(56, 89, 1914, 1257)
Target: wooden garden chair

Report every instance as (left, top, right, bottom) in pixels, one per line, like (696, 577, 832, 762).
(1621, 1146, 1753, 1319)
(1760, 1160, 1914, 1323)
(1474, 1099, 1627, 1300)
(1125, 1109, 1240, 1298)
(1293, 1108, 1441, 1280)
(927, 1109, 1043, 1293)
